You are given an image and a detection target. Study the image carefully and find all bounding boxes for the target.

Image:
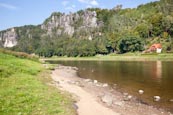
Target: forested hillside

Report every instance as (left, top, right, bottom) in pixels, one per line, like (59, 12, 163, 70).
(0, 0, 173, 57)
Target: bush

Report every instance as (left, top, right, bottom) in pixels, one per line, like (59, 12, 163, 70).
(116, 36, 144, 53)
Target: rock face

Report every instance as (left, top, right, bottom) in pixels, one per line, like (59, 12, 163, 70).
(0, 28, 17, 47)
(0, 10, 100, 48)
(41, 10, 98, 36)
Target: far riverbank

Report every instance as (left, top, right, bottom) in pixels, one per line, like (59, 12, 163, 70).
(42, 53, 173, 61)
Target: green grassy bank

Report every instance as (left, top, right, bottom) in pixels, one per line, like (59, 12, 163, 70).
(0, 52, 76, 115)
(43, 53, 173, 61)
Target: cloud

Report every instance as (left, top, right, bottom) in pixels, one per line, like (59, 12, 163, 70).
(61, 1, 76, 11)
(90, 0, 98, 6)
(62, 1, 69, 6)
(78, 0, 99, 6)
(0, 3, 17, 10)
(78, 0, 87, 3)
(65, 4, 76, 11)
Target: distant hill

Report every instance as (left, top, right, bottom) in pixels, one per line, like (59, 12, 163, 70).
(0, 0, 173, 57)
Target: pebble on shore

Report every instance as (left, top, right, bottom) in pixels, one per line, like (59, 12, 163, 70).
(154, 96, 161, 102)
(94, 80, 98, 84)
(102, 83, 108, 87)
(169, 99, 173, 102)
(123, 93, 128, 96)
(84, 79, 92, 82)
(138, 90, 144, 94)
(123, 95, 133, 101)
(101, 94, 113, 106)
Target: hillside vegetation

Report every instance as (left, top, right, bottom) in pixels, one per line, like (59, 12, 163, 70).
(0, 51, 75, 115)
(2, 0, 173, 57)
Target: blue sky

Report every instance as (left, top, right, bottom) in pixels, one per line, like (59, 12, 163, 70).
(0, 0, 158, 31)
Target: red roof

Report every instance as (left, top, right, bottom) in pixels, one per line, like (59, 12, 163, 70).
(150, 44, 162, 49)
(148, 43, 162, 52)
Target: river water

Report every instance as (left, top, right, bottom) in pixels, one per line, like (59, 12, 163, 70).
(47, 60, 173, 111)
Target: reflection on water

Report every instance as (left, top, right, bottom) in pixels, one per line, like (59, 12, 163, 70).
(156, 61, 162, 81)
(151, 61, 162, 83)
(47, 60, 173, 111)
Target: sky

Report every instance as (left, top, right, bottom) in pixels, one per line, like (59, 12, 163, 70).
(0, 0, 158, 31)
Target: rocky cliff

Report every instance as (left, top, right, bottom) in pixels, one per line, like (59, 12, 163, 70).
(41, 10, 98, 36)
(0, 10, 100, 48)
(0, 28, 18, 47)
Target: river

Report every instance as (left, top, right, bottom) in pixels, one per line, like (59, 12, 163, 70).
(47, 60, 173, 111)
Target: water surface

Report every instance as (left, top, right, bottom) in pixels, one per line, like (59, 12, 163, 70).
(48, 60, 173, 111)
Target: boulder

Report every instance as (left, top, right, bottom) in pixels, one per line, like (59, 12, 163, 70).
(101, 94, 113, 106)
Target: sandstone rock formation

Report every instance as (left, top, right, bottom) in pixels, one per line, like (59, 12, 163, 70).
(0, 28, 17, 47)
(0, 10, 100, 48)
(41, 10, 98, 36)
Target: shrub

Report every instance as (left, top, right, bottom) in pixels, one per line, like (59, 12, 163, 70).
(116, 36, 144, 53)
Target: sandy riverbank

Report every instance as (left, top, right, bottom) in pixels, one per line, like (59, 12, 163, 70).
(51, 65, 172, 115)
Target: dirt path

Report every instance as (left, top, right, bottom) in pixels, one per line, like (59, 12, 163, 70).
(51, 65, 172, 115)
(51, 66, 119, 115)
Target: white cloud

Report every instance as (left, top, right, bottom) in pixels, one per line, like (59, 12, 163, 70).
(78, 0, 88, 3)
(65, 4, 76, 11)
(78, 0, 99, 6)
(62, 1, 69, 6)
(61, 1, 76, 11)
(0, 3, 17, 10)
(90, 0, 98, 6)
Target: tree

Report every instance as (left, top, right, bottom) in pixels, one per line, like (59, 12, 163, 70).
(162, 15, 173, 36)
(93, 37, 108, 54)
(135, 23, 149, 38)
(116, 36, 144, 53)
(149, 13, 163, 36)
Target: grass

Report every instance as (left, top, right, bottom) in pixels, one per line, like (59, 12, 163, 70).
(0, 48, 39, 61)
(42, 53, 173, 61)
(0, 52, 76, 115)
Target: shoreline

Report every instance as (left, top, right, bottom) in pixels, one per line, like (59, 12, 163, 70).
(42, 53, 173, 62)
(51, 65, 172, 115)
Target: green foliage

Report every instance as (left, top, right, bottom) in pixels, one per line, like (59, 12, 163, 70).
(77, 40, 96, 57)
(149, 13, 163, 36)
(44, 12, 62, 24)
(116, 36, 144, 53)
(73, 17, 84, 29)
(35, 37, 96, 57)
(135, 23, 149, 38)
(93, 37, 109, 54)
(12, 25, 43, 54)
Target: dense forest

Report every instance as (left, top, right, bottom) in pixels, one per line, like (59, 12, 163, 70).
(4, 0, 173, 57)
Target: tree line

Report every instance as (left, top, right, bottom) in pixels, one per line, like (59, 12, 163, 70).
(8, 0, 173, 57)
